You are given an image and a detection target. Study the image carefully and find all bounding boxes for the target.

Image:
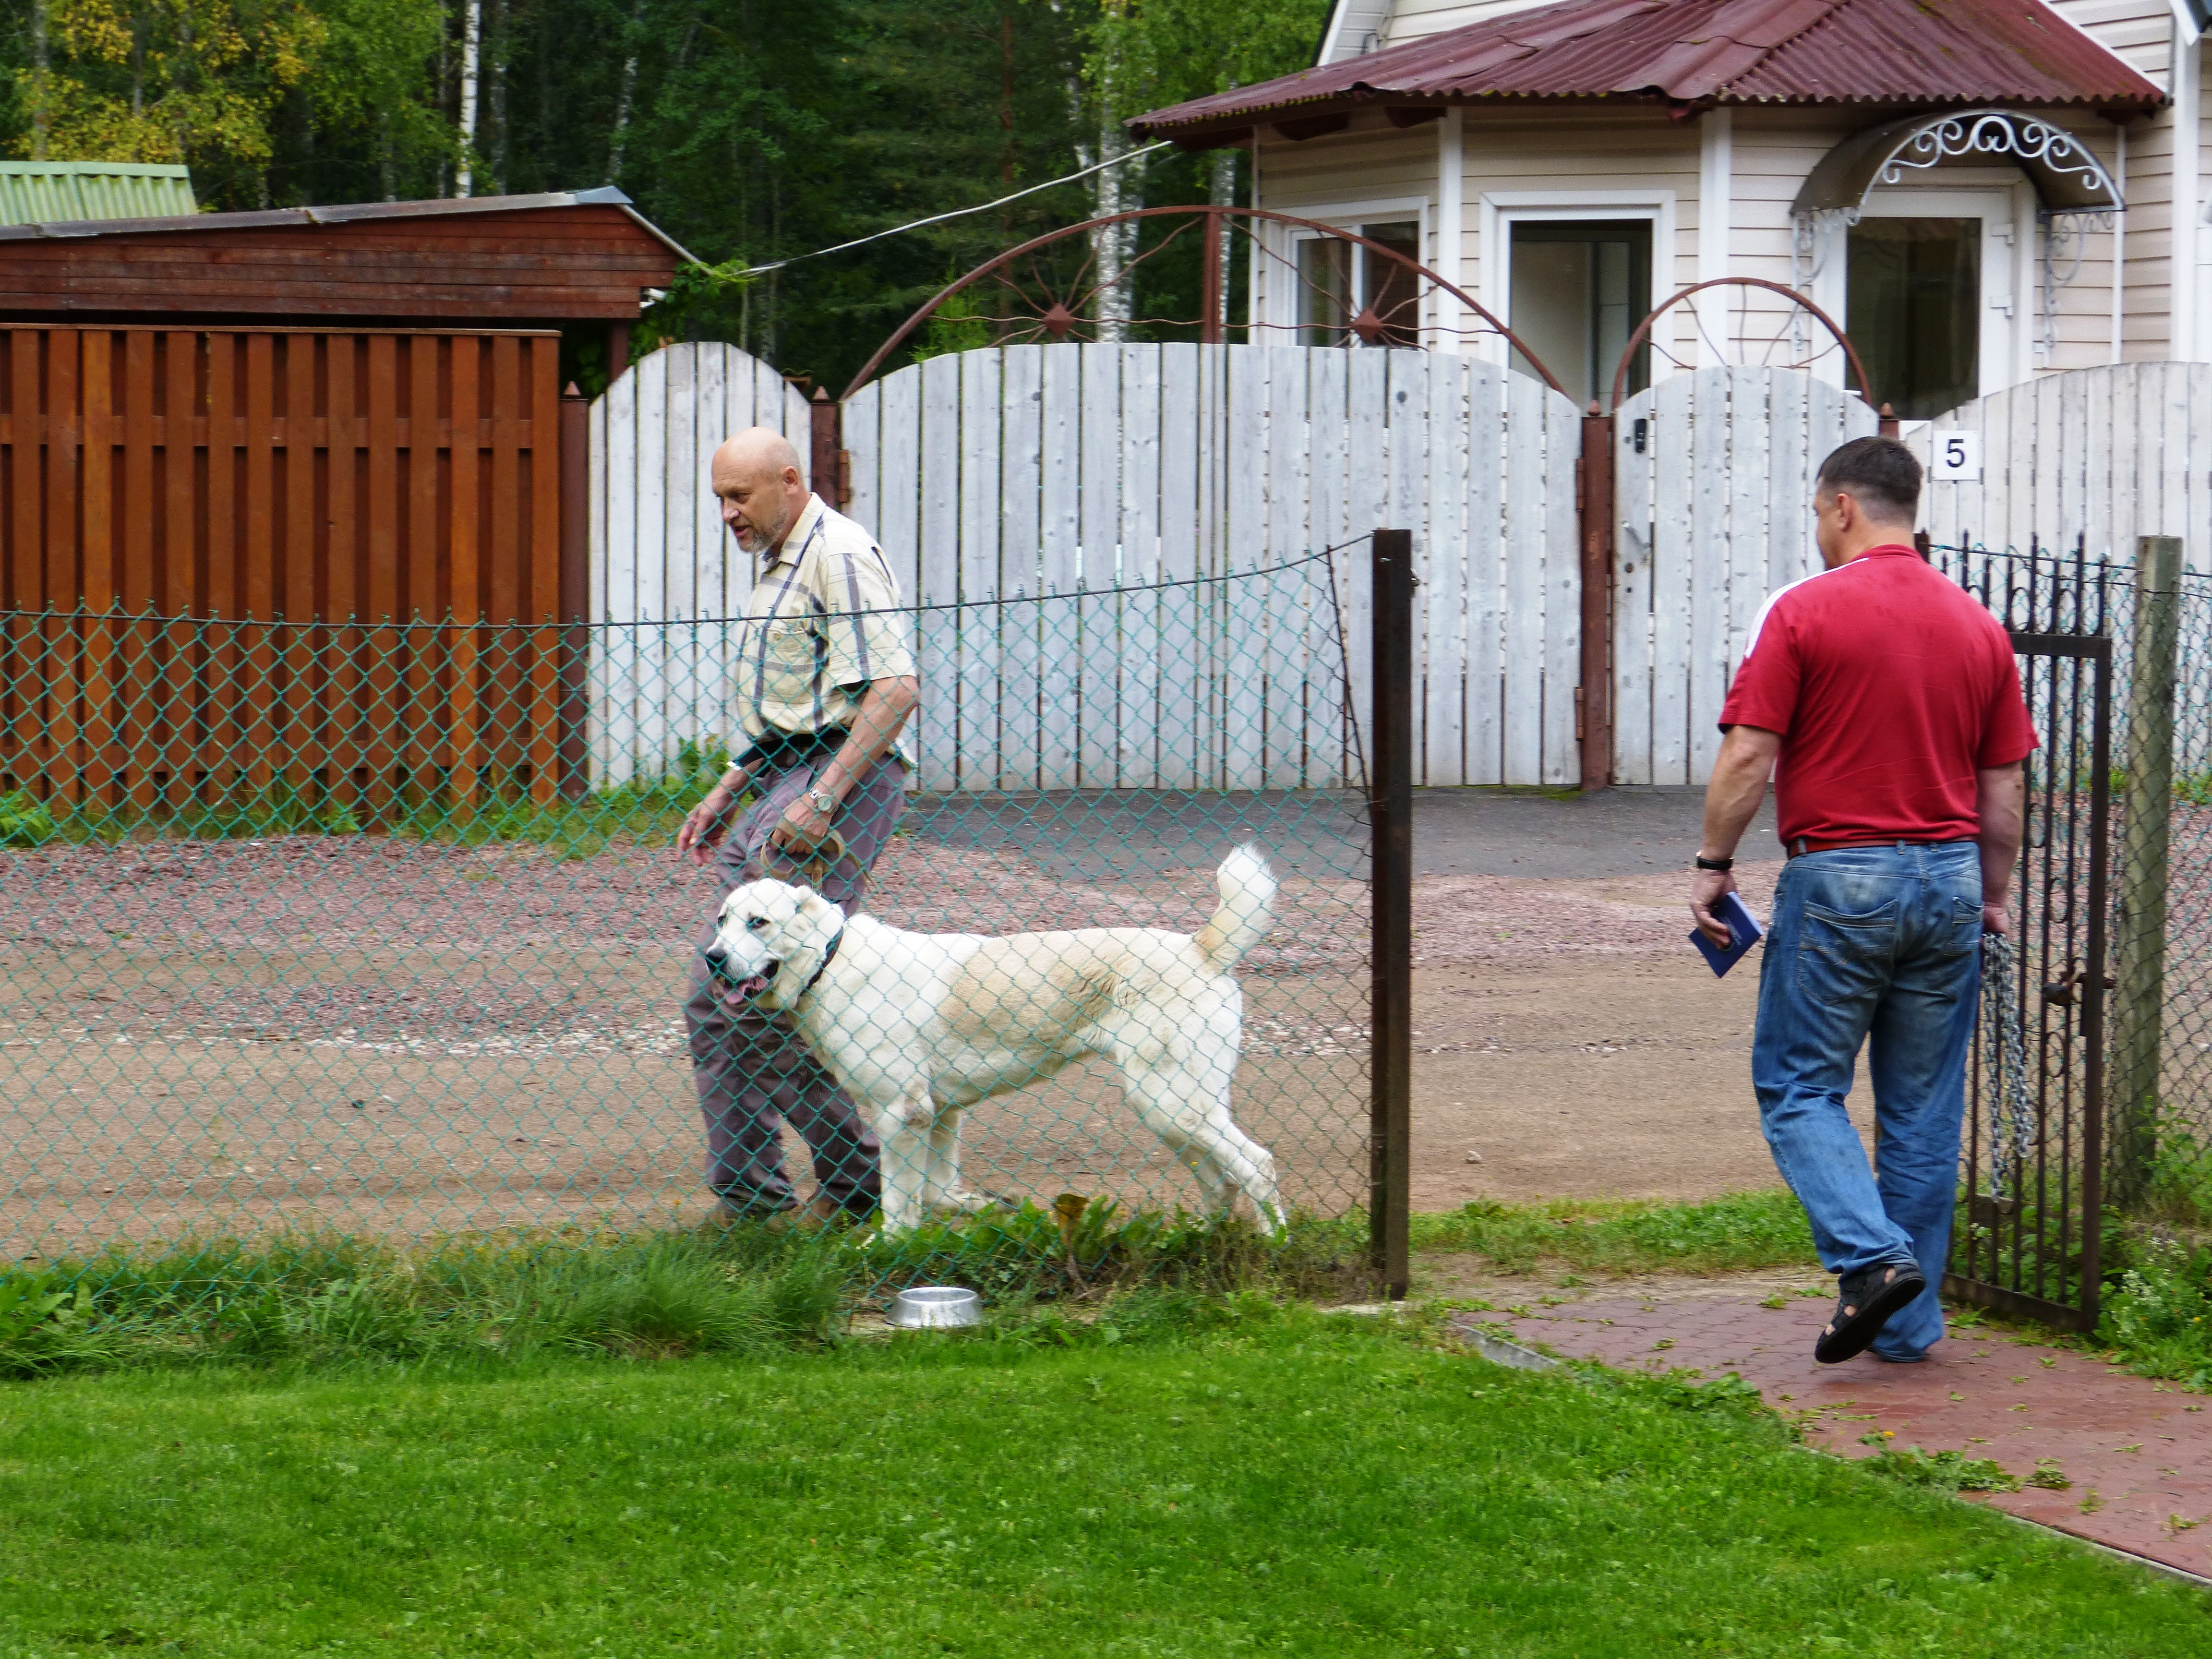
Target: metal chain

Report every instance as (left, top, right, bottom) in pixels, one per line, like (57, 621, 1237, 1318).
(1979, 933, 2035, 1198)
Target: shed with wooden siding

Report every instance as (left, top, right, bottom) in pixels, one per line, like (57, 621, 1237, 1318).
(0, 190, 696, 815)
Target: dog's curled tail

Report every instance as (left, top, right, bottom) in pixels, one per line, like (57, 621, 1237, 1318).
(1195, 842, 1276, 974)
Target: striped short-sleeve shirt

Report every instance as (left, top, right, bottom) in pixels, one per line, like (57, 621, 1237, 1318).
(734, 493, 915, 761)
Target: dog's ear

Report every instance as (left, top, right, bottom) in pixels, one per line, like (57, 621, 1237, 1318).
(793, 887, 842, 944)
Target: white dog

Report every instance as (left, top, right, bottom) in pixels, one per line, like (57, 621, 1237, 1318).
(702, 846, 1284, 1235)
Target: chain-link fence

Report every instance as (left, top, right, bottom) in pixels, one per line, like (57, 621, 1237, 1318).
(1932, 539, 2212, 1228)
(0, 551, 1372, 1298)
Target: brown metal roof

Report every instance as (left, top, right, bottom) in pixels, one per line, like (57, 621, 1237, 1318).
(0, 185, 697, 262)
(1131, 0, 2165, 136)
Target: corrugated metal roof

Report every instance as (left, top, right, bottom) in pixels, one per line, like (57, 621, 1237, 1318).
(0, 162, 197, 225)
(1131, 0, 2165, 135)
(0, 186, 698, 263)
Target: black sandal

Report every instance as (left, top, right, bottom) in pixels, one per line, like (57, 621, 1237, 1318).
(1814, 1261, 1925, 1365)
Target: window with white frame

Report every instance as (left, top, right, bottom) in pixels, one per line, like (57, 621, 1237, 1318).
(1276, 205, 1427, 346)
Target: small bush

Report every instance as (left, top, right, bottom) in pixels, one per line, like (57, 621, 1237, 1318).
(2100, 1235, 2212, 1390)
(1859, 1440, 2022, 1493)
(0, 790, 58, 848)
(0, 1275, 127, 1375)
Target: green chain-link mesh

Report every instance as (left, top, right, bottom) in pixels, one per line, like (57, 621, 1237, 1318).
(0, 551, 1371, 1300)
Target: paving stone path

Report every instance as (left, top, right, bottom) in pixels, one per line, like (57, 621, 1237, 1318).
(1455, 1288, 2212, 1580)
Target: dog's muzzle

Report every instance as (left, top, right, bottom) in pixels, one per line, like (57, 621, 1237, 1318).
(704, 944, 778, 1003)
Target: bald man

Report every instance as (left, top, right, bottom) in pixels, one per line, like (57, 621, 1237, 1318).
(676, 429, 921, 1226)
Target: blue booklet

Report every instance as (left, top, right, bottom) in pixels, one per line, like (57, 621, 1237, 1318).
(1691, 891, 1764, 977)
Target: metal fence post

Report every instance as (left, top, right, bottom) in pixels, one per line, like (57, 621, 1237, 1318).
(1578, 407, 1615, 790)
(557, 381, 591, 800)
(2110, 534, 2183, 1208)
(1370, 528, 1413, 1298)
(809, 387, 846, 506)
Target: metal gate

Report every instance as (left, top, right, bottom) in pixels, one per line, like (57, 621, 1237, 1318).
(1940, 548, 2114, 1331)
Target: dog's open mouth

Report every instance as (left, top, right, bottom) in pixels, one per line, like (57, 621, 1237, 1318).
(713, 965, 777, 1006)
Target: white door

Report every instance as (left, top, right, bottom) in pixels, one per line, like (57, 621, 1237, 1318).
(1815, 184, 2032, 415)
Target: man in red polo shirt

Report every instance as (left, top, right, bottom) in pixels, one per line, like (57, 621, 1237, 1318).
(1690, 436, 2034, 1365)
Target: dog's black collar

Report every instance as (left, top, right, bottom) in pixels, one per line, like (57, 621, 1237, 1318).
(800, 927, 844, 996)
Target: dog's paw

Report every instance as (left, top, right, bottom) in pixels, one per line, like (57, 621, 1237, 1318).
(925, 1187, 998, 1217)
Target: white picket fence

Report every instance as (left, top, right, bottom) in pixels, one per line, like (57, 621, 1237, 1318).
(1611, 367, 1878, 786)
(843, 342, 1586, 791)
(1915, 362, 2212, 577)
(587, 343, 811, 785)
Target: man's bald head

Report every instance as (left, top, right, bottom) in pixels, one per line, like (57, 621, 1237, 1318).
(712, 427, 810, 556)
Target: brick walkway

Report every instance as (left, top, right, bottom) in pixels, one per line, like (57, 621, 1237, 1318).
(1457, 1287, 2212, 1578)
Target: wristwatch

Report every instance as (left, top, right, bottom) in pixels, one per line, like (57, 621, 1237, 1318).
(807, 787, 837, 816)
(1694, 854, 1734, 872)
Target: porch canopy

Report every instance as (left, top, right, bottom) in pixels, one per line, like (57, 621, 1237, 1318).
(1128, 0, 2164, 146)
(1791, 107, 2126, 221)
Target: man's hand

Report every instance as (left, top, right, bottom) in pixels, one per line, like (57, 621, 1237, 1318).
(677, 779, 743, 867)
(769, 792, 835, 856)
(1689, 723, 1780, 950)
(1975, 760, 2024, 939)
(1691, 867, 1741, 950)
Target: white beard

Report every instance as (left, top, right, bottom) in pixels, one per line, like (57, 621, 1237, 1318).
(735, 501, 794, 556)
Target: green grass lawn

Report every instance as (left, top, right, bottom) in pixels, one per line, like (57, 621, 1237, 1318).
(1, 1304, 2204, 1659)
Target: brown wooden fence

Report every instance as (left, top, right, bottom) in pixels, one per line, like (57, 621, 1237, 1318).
(0, 323, 567, 819)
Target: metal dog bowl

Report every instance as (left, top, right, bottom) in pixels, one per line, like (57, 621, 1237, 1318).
(890, 1286, 981, 1329)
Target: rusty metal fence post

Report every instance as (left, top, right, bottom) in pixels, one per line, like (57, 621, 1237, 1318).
(1370, 528, 1413, 1298)
(2111, 534, 2184, 1208)
(1578, 406, 1615, 790)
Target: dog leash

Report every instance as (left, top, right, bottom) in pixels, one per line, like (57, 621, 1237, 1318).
(767, 825, 847, 890)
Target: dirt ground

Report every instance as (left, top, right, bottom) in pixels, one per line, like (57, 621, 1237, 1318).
(1403, 860, 1823, 1211)
(0, 790, 1836, 1256)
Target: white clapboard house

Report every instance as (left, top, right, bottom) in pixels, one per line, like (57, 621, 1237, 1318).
(1130, 0, 2208, 418)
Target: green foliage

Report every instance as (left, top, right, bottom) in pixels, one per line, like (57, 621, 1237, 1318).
(0, 788, 58, 847)
(909, 281, 991, 361)
(2100, 1235, 2212, 1391)
(0, 1275, 120, 1376)
(1411, 1190, 1817, 1275)
(0, 0, 1327, 388)
(1859, 1440, 2025, 1493)
(1088, 0, 1329, 117)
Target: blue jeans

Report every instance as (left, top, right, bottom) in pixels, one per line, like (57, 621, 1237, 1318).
(1752, 842, 1983, 1358)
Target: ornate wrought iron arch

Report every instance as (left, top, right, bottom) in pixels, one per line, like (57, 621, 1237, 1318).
(841, 206, 1569, 401)
(1790, 108, 2125, 234)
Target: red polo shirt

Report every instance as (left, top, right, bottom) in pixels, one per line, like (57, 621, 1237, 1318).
(1719, 544, 2038, 846)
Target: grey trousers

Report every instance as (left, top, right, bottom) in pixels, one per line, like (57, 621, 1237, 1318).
(683, 752, 906, 1217)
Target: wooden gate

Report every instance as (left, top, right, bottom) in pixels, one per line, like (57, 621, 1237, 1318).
(843, 342, 1585, 792)
(585, 341, 810, 786)
(1610, 366, 1877, 786)
(0, 323, 565, 815)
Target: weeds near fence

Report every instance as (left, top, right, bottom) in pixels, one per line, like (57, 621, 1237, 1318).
(0, 1202, 1378, 1379)
(0, 1194, 1837, 1382)
(0, 739, 741, 858)
(2099, 1235, 2212, 1392)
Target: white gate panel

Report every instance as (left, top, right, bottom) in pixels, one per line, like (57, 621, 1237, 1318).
(587, 342, 809, 786)
(1917, 363, 2212, 577)
(1612, 366, 1877, 786)
(842, 343, 1584, 791)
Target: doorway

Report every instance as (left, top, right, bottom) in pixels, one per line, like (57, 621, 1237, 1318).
(1507, 219, 1652, 407)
